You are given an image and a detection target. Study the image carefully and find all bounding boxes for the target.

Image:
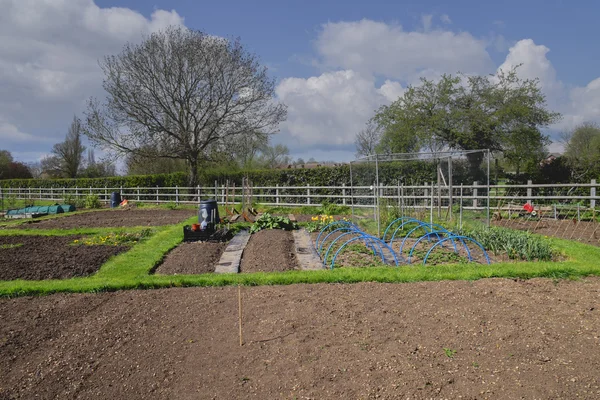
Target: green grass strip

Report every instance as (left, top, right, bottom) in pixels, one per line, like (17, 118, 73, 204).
(1, 220, 600, 297)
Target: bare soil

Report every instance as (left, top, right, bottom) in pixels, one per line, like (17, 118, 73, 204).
(495, 218, 600, 246)
(13, 208, 196, 229)
(2, 278, 600, 399)
(154, 242, 227, 275)
(240, 229, 298, 273)
(0, 236, 127, 281)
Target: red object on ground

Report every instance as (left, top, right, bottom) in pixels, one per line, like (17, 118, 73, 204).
(523, 203, 534, 213)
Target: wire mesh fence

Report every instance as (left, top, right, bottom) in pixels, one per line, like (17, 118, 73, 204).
(350, 150, 491, 236)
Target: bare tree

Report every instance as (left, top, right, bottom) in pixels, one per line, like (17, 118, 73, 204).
(257, 144, 291, 169)
(84, 26, 287, 187)
(45, 116, 86, 178)
(355, 120, 382, 157)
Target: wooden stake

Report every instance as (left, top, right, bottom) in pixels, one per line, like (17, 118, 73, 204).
(238, 284, 243, 346)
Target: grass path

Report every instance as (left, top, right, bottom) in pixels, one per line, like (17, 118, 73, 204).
(1, 216, 600, 297)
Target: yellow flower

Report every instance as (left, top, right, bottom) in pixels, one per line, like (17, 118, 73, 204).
(73, 239, 79, 243)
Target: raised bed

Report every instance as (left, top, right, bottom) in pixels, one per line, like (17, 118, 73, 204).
(0, 235, 127, 281)
(154, 242, 227, 275)
(240, 229, 299, 273)
(15, 208, 196, 229)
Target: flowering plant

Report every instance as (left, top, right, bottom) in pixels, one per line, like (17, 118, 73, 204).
(306, 214, 335, 232)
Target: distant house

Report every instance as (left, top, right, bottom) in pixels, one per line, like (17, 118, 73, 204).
(539, 153, 562, 167)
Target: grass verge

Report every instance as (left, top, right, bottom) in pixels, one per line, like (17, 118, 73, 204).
(1, 221, 600, 297)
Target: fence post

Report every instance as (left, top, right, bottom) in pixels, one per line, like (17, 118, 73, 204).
(137, 186, 140, 202)
(430, 182, 434, 224)
(221, 184, 225, 205)
(104, 185, 107, 204)
(342, 183, 346, 206)
(75, 186, 78, 202)
(307, 184, 311, 205)
(591, 179, 596, 209)
(156, 186, 159, 204)
(176, 185, 179, 205)
(459, 183, 463, 229)
(276, 184, 280, 205)
(527, 180, 533, 205)
(197, 185, 201, 204)
(214, 180, 218, 201)
(473, 181, 478, 209)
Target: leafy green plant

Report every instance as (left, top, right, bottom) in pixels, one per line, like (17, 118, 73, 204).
(73, 228, 154, 246)
(455, 225, 555, 261)
(249, 213, 297, 233)
(165, 201, 179, 210)
(443, 348, 456, 358)
(84, 194, 102, 209)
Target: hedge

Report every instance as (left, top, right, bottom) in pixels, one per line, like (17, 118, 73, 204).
(0, 160, 480, 191)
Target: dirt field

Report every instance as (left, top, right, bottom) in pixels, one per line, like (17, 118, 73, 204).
(13, 208, 196, 229)
(154, 242, 227, 275)
(240, 229, 298, 273)
(0, 236, 127, 281)
(2, 278, 600, 399)
(495, 218, 600, 246)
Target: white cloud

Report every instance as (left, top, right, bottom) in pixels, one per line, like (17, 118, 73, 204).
(564, 78, 600, 128)
(276, 70, 403, 149)
(315, 19, 494, 81)
(0, 0, 184, 153)
(497, 39, 563, 96)
(440, 14, 452, 24)
(421, 14, 433, 32)
(497, 39, 600, 132)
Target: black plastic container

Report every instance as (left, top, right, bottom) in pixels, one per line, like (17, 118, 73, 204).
(110, 192, 121, 208)
(198, 199, 220, 232)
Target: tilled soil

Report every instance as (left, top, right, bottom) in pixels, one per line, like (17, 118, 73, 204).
(240, 229, 298, 273)
(0, 236, 127, 281)
(495, 219, 600, 246)
(154, 242, 227, 275)
(14, 208, 196, 229)
(2, 278, 600, 399)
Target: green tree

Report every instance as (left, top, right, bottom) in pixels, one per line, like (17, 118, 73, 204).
(84, 26, 287, 187)
(563, 122, 600, 180)
(373, 66, 560, 179)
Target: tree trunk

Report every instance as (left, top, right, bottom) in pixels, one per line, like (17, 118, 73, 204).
(188, 157, 199, 190)
(465, 152, 485, 182)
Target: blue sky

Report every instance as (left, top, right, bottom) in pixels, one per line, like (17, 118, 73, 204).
(2, 0, 600, 166)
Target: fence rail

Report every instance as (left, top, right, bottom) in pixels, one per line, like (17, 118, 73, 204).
(1, 179, 598, 211)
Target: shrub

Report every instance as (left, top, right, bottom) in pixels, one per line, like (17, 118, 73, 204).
(84, 194, 102, 209)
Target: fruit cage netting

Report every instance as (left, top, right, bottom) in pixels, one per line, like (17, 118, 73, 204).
(349, 150, 491, 236)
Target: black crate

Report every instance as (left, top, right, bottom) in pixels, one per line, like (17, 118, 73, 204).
(182, 226, 231, 242)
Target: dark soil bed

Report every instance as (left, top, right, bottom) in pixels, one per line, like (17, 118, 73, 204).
(154, 242, 226, 275)
(494, 218, 600, 246)
(2, 278, 600, 399)
(15, 208, 196, 229)
(0, 236, 127, 281)
(240, 229, 298, 273)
